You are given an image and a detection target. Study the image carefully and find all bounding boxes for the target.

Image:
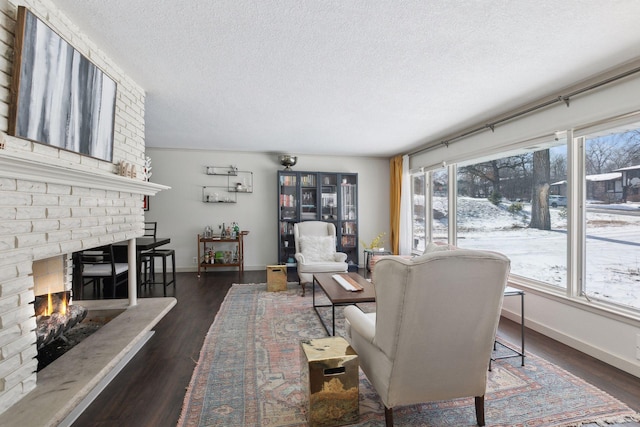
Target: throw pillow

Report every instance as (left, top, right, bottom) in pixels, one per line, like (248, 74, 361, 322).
(299, 236, 335, 262)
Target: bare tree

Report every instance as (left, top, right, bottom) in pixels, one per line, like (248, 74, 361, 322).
(460, 155, 530, 200)
(550, 152, 566, 181)
(586, 138, 615, 174)
(586, 132, 640, 173)
(530, 149, 551, 230)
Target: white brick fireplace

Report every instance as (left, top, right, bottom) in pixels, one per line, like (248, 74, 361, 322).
(0, 0, 167, 417)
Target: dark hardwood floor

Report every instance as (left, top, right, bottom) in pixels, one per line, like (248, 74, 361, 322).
(70, 270, 640, 427)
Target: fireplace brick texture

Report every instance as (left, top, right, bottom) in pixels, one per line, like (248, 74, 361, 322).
(0, 0, 149, 416)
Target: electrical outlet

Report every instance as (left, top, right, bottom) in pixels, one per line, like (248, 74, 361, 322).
(636, 333, 640, 360)
(192, 256, 198, 264)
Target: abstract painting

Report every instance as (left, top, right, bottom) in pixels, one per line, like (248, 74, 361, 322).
(10, 7, 117, 162)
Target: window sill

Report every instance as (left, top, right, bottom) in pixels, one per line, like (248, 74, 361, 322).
(508, 274, 640, 328)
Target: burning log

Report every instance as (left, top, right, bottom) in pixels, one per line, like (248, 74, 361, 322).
(34, 292, 88, 350)
(36, 304, 88, 349)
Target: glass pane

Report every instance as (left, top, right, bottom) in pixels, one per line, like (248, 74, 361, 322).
(320, 174, 337, 221)
(432, 168, 448, 243)
(279, 173, 297, 220)
(584, 127, 640, 309)
(455, 144, 567, 287)
(412, 173, 426, 252)
(340, 177, 357, 221)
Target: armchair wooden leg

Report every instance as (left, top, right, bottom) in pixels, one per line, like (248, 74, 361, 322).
(475, 395, 485, 426)
(384, 406, 393, 427)
(299, 280, 305, 296)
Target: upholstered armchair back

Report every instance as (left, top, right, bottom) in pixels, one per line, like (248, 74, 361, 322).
(293, 221, 337, 256)
(370, 249, 511, 405)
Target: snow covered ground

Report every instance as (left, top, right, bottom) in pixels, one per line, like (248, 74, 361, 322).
(430, 197, 640, 309)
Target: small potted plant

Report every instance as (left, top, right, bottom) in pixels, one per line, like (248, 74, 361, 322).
(361, 232, 386, 251)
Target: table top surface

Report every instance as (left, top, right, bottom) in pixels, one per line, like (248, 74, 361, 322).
(113, 237, 170, 251)
(313, 272, 376, 304)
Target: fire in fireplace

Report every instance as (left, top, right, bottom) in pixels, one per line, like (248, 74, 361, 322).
(34, 291, 89, 370)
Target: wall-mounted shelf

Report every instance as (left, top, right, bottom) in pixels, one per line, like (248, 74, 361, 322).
(206, 166, 238, 176)
(228, 171, 253, 193)
(203, 186, 236, 203)
(203, 166, 253, 203)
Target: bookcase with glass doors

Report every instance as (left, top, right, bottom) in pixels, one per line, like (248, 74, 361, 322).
(278, 171, 358, 270)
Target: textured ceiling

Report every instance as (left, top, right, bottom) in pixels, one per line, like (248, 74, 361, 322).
(53, 0, 640, 157)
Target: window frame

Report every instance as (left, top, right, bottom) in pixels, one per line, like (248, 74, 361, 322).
(411, 113, 640, 321)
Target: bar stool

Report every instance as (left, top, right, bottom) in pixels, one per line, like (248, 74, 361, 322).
(140, 248, 176, 296)
(140, 221, 176, 296)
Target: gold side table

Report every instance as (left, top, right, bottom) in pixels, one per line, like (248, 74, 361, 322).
(300, 336, 359, 427)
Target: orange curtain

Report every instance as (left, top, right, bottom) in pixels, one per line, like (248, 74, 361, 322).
(389, 155, 403, 254)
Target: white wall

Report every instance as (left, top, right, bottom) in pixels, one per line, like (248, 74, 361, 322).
(144, 148, 390, 271)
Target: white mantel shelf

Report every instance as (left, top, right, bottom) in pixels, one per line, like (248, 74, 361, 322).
(0, 150, 170, 195)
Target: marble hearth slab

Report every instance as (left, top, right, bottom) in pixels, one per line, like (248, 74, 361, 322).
(0, 297, 176, 427)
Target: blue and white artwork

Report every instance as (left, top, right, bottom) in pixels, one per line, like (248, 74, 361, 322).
(13, 8, 117, 162)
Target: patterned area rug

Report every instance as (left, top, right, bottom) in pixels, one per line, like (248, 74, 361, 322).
(177, 283, 640, 426)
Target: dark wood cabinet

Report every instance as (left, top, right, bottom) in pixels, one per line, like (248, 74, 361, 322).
(278, 171, 358, 270)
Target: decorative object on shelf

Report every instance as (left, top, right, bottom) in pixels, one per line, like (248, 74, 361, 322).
(279, 154, 297, 170)
(143, 156, 152, 181)
(118, 161, 137, 178)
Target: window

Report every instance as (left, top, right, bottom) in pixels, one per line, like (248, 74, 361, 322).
(413, 114, 640, 316)
(455, 143, 568, 287)
(583, 127, 640, 309)
(411, 174, 426, 252)
(431, 168, 449, 243)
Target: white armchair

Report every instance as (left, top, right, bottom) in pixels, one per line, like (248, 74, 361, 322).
(294, 221, 348, 296)
(344, 249, 510, 426)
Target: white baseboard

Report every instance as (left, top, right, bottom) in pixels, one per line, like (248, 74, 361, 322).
(501, 308, 640, 378)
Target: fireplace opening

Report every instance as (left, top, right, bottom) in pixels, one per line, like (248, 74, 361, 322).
(35, 291, 124, 371)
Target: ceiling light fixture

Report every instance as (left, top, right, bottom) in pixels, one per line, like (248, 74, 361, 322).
(279, 154, 297, 170)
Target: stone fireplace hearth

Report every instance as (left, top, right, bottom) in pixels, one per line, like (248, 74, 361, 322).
(0, 298, 175, 427)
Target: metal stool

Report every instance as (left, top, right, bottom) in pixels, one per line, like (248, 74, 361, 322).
(141, 248, 176, 296)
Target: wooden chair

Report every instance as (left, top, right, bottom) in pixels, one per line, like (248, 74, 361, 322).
(79, 245, 129, 299)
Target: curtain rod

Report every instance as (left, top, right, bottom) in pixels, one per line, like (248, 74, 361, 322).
(408, 64, 640, 157)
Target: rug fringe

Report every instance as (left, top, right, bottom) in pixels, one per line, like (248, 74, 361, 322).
(564, 413, 640, 426)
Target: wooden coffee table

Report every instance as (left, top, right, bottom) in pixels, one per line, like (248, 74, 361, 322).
(312, 272, 376, 336)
